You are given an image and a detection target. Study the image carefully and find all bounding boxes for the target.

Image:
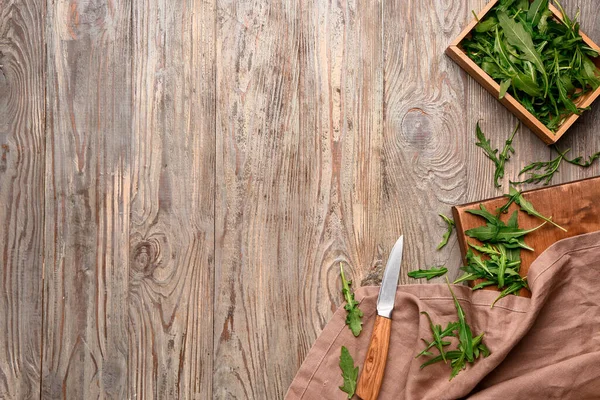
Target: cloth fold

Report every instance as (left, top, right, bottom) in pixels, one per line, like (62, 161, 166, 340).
(286, 231, 600, 399)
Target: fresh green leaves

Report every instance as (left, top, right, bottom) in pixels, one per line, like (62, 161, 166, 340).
(416, 312, 458, 362)
(437, 214, 455, 250)
(340, 263, 363, 337)
(457, 188, 566, 305)
(513, 146, 600, 186)
(339, 346, 358, 398)
(527, 0, 549, 27)
(507, 186, 567, 231)
(475, 122, 519, 188)
(497, 11, 549, 95)
(417, 282, 490, 380)
(465, 204, 546, 245)
(408, 267, 448, 280)
(463, 1, 600, 131)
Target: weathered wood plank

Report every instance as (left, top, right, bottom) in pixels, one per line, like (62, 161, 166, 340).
(42, 0, 132, 397)
(295, 0, 384, 366)
(383, 0, 471, 283)
(214, 1, 301, 398)
(0, 0, 45, 398)
(129, 0, 215, 397)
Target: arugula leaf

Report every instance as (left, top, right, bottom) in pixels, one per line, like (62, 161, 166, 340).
(475, 121, 499, 165)
(446, 280, 474, 363)
(475, 122, 518, 188)
(515, 146, 600, 186)
(437, 214, 455, 250)
(512, 150, 566, 185)
(417, 312, 457, 362)
(408, 267, 448, 280)
(497, 11, 549, 95)
(499, 78, 511, 99)
(339, 346, 358, 398)
(340, 263, 363, 337)
(417, 282, 491, 379)
(491, 279, 528, 307)
(527, 0, 548, 27)
(508, 186, 567, 231)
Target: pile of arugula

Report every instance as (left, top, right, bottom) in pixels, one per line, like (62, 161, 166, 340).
(454, 187, 566, 306)
(417, 281, 490, 380)
(462, 0, 600, 131)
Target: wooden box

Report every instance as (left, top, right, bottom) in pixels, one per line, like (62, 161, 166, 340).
(446, 0, 600, 144)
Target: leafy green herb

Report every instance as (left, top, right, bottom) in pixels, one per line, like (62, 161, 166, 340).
(475, 122, 519, 188)
(340, 263, 363, 337)
(507, 186, 567, 231)
(339, 346, 358, 398)
(417, 282, 490, 380)
(408, 267, 448, 280)
(465, 204, 546, 245)
(416, 312, 457, 362)
(437, 214, 456, 250)
(512, 150, 567, 185)
(513, 147, 600, 186)
(463, 1, 600, 131)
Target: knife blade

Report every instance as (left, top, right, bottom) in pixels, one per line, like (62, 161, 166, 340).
(356, 235, 404, 400)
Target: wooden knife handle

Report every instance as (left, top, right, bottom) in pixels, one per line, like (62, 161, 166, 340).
(356, 315, 392, 400)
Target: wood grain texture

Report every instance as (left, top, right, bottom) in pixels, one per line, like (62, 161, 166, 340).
(296, 0, 384, 371)
(42, 0, 132, 398)
(214, 1, 301, 398)
(384, 0, 469, 284)
(356, 316, 392, 400)
(130, 0, 215, 397)
(0, 0, 45, 398)
(1, 0, 598, 398)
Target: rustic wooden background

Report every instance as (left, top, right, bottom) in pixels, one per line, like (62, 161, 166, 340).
(1, 0, 599, 398)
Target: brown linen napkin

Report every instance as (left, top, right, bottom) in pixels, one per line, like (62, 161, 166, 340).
(286, 231, 600, 399)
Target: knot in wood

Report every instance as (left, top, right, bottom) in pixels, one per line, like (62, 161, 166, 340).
(401, 108, 434, 149)
(131, 238, 162, 276)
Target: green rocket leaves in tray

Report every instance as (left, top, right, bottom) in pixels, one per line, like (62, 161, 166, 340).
(340, 263, 363, 337)
(462, 0, 600, 131)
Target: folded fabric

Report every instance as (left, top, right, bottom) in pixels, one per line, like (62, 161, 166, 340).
(286, 231, 600, 399)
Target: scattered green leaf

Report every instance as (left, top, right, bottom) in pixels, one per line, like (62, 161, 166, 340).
(475, 122, 519, 188)
(507, 186, 567, 231)
(339, 346, 358, 398)
(340, 263, 363, 337)
(417, 281, 490, 380)
(408, 267, 448, 280)
(437, 214, 456, 250)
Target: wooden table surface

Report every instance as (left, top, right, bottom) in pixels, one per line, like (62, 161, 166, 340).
(1, 0, 599, 398)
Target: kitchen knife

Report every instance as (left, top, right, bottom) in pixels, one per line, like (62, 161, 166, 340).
(356, 235, 404, 400)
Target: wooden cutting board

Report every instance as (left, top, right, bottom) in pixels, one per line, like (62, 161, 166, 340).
(452, 176, 600, 286)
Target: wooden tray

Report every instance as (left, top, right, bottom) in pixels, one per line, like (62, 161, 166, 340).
(453, 177, 600, 284)
(446, 0, 600, 145)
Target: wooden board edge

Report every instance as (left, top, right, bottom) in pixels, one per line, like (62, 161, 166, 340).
(452, 205, 468, 266)
(449, 0, 499, 46)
